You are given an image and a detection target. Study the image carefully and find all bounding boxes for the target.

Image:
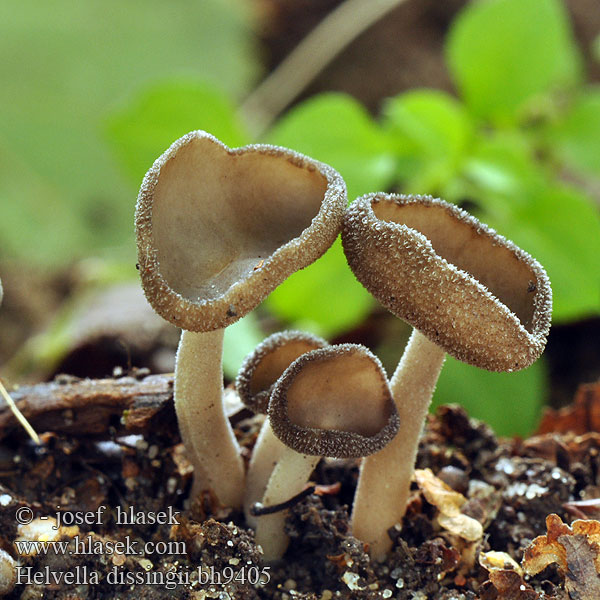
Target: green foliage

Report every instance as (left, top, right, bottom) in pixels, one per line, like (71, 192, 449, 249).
(459, 134, 600, 322)
(434, 357, 546, 437)
(264, 94, 393, 335)
(446, 0, 582, 124)
(222, 313, 265, 380)
(544, 88, 600, 177)
(265, 93, 396, 201)
(107, 80, 250, 184)
(265, 239, 374, 338)
(382, 90, 474, 194)
(0, 0, 260, 264)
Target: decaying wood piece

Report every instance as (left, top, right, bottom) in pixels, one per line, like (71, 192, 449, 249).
(0, 374, 176, 440)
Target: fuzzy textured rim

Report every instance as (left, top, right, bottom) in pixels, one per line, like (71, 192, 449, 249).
(135, 130, 347, 332)
(236, 330, 329, 414)
(268, 344, 400, 458)
(341, 193, 553, 372)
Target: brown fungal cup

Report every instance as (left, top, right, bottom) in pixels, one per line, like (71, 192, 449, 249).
(255, 343, 399, 561)
(342, 193, 552, 372)
(236, 330, 330, 526)
(136, 131, 346, 333)
(237, 330, 330, 414)
(135, 131, 346, 507)
(268, 344, 399, 458)
(342, 193, 552, 558)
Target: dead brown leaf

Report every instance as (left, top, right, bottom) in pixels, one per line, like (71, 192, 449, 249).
(479, 569, 538, 600)
(522, 513, 600, 599)
(414, 468, 483, 541)
(538, 382, 600, 435)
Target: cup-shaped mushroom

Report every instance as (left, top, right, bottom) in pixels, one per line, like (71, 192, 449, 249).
(136, 130, 346, 332)
(237, 330, 330, 414)
(256, 343, 399, 561)
(236, 330, 330, 526)
(342, 193, 552, 372)
(342, 193, 552, 558)
(135, 131, 347, 508)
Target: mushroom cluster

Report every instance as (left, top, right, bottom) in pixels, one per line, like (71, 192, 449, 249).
(248, 342, 399, 561)
(236, 330, 329, 527)
(135, 131, 552, 562)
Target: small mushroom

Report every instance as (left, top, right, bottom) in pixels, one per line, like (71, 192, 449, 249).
(342, 193, 552, 558)
(236, 330, 329, 526)
(256, 343, 399, 561)
(136, 131, 346, 507)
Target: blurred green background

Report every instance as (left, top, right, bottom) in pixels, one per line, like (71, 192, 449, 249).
(1, 0, 599, 436)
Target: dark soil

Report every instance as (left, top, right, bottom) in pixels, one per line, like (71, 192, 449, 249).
(1, 375, 598, 599)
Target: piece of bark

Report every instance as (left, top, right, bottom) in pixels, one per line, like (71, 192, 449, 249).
(0, 374, 248, 442)
(0, 374, 176, 440)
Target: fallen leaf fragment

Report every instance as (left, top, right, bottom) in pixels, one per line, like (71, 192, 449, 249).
(415, 468, 465, 513)
(479, 551, 523, 575)
(522, 513, 600, 599)
(560, 534, 600, 598)
(437, 513, 482, 542)
(538, 382, 600, 435)
(479, 569, 537, 600)
(414, 468, 483, 541)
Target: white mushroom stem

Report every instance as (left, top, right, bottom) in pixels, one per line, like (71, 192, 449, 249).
(351, 329, 445, 559)
(174, 329, 245, 507)
(255, 451, 320, 562)
(244, 421, 288, 528)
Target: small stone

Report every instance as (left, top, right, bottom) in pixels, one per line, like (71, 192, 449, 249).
(284, 579, 297, 591)
(138, 558, 153, 571)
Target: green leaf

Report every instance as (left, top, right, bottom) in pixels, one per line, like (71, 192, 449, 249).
(462, 136, 600, 321)
(0, 143, 89, 263)
(498, 184, 600, 321)
(265, 238, 374, 338)
(0, 0, 259, 264)
(106, 80, 249, 184)
(223, 313, 265, 381)
(545, 87, 600, 177)
(266, 93, 395, 200)
(382, 89, 474, 194)
(433, 355, 547, 437)
(446, 0, 582, 124)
